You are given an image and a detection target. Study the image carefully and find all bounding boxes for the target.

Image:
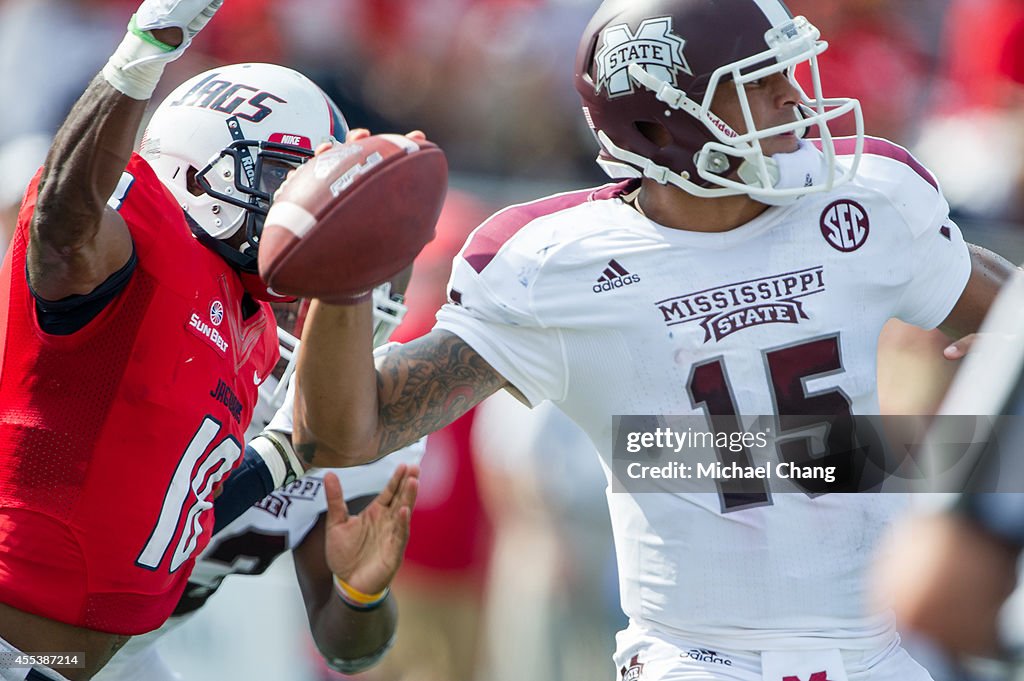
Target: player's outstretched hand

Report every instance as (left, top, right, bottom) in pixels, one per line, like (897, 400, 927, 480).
(322, 464, 420, 595)
(105, 0, 224, 100)
(133, 0, 224, 55)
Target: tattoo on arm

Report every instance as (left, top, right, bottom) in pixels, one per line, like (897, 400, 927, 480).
(296, 442, 317, 466)
(375, 331, 506, 456)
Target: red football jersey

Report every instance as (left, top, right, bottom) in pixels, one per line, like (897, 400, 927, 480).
(0, 154, 279, 634)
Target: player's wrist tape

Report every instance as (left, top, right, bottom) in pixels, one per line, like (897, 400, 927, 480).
(102, 15, 179, 100)
(250, 430, 305, 489)
(333, 574, 390, 611)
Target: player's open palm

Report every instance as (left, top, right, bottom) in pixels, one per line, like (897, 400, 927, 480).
(322, 464, 419, 595)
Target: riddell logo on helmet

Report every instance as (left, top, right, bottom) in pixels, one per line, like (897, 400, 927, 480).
(169, 72, 286, 123)
(594, 17, 692, 98)
(706, 112, 738, 139)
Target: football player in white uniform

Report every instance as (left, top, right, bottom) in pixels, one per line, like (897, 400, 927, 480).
(291, 1, 1018, 680)
(95, 293, 424, 681)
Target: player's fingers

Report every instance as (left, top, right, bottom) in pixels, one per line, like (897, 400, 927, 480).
(374, 464, 407, 508)
(944, 333, 978, 360)
(405, 130, 426, 142)
(394, 505, 413, 541)
(346, 128, 371, 142)
(396, 465, 420, 510)
(313, 141, 334, 157)
(323, 472, 349, 524)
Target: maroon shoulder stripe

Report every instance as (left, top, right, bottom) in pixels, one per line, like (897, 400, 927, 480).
(462, 181, 633, 273)
(815, 136, 939, 191)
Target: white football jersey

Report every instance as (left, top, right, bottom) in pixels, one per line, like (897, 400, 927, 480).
(434, 139, 971, 650)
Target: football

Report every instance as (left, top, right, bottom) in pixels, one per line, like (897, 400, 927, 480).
(258, 134, 448, 301)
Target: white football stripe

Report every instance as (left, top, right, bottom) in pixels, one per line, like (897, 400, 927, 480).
(751, 0, 791, 26)
(265, 201, 317, 238)
(377, 133, 420, 154)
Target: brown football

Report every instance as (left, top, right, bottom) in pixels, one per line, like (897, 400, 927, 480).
(258, 135, 448, 301)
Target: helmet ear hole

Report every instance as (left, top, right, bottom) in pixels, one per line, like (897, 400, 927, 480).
(635, 121, 672, 148)
(186, 166, 205, 197)
(584, 34, 601, 81)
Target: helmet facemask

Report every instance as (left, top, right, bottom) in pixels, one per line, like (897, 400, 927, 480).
(193, 131, 315, 272)
(579, 11, 864, 205)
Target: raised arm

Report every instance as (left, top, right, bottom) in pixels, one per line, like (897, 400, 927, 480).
(293, 300, 508, 467)
(28, 0, 223, 301)
(29, 74, 151, 300)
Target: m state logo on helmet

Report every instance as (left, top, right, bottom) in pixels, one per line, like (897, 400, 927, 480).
(574, 0, 865, 205)
(594, 17, 692, 98)
(140, 63, 349, 300)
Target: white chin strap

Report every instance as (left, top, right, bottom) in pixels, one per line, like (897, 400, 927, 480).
(738, 139, 827, 206)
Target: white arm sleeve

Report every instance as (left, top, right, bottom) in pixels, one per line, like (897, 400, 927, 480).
(266, 378, 297, 435)
(893, 216, 971, 330)
(433, 241, 567, 408)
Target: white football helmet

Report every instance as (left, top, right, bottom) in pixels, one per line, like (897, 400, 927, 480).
(141, 62, 348, 277)
(249, 284, 409, 434)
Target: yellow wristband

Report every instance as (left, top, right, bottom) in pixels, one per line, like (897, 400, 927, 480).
(333, 574, 390, 610)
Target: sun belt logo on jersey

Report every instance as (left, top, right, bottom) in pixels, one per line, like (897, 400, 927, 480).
(188, 309, 230, 357)
(620, 654, 644, 681)
(657, 266, 826, 342)
(210, 299, 224, 326)
(594, 259, 641, 293)
(595, 17, 692, 98)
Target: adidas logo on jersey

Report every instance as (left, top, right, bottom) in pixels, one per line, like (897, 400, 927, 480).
(682, 649, 733, 666)
(593, 259, 641, 293)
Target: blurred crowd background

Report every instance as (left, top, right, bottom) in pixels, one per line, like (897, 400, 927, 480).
(3, 0, 1024, 680)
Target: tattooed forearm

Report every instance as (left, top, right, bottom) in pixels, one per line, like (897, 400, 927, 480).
(374, 330, 506, 456)
(296, 442, 317, 466)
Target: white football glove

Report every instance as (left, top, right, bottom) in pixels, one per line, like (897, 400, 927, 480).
(132, 0, 224, 63)
(103, 0, 224, 100)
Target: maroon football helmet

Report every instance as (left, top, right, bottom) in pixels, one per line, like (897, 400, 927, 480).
(575, 0, 864, 204)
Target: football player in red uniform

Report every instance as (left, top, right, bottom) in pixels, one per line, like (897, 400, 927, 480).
(0, 1, 417, 678)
